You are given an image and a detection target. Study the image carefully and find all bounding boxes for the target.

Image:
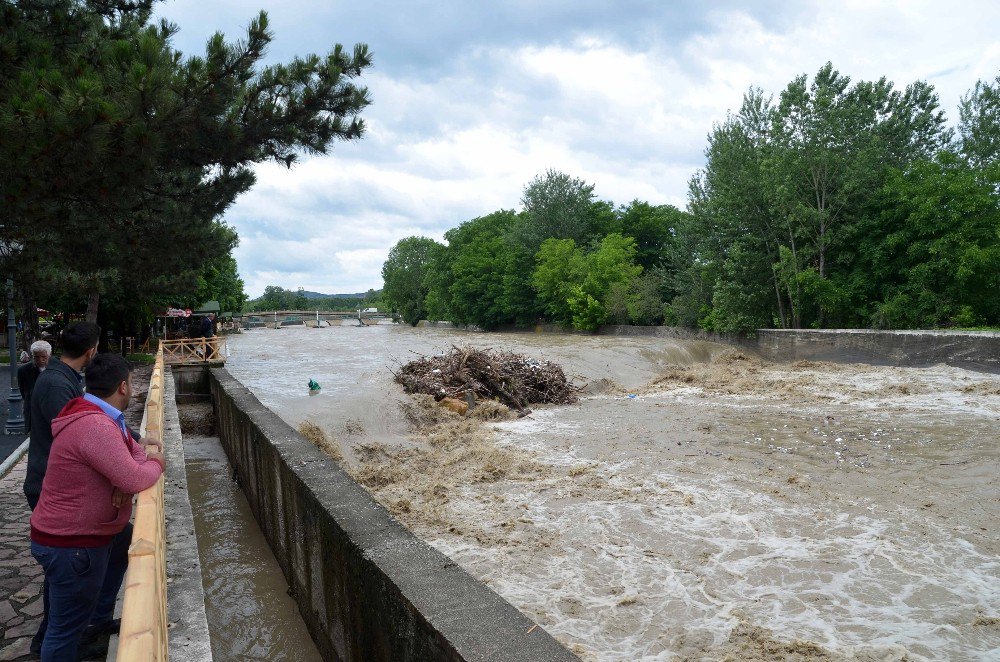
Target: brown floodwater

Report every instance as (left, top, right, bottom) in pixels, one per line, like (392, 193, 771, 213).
(184, 434, 323, 661)
(225, 326, 1000, 661)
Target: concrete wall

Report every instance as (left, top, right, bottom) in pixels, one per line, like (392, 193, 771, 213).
(597, 326, 1000, 374)
(171, 364, 212, 404)
(750, 329, 1000, 373)
(209, 368, 577, 662)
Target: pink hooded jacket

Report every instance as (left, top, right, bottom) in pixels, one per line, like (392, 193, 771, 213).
(30, 397, 163, 547)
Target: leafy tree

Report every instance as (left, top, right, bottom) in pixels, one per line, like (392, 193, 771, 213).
(516, 170, 614, 253)
(444, 211, 520, 329)
(862, 152, 1000, 328)
(687, 89, 790, 328)
(770, 63, 948, 325)
(382, 236, 440, 325)
(570, 233, 642, 331)
(617, 200, 683, 271)
(190, 254, 248, 314)
(959, 75, 1000, 169)
(626, 270, 667, 326)
(532, 239, 587, 326)
(422, 241, 454, 322)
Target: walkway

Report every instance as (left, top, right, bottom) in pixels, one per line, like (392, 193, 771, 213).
(0, 460, 40, 662)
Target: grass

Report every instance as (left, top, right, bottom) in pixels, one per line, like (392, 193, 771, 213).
(125, 353, 156, 365)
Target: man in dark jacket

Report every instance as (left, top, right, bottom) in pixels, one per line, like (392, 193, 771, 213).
(24, 323, 100, 508)
(17, 340, 52, 434)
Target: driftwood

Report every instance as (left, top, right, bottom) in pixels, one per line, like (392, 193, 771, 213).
(394, 346, 577, 414)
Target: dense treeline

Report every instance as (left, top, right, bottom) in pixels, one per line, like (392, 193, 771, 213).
(0, 0, 370, 340)
(382, 64, 1000, 332)
(245, 286, 381, 312)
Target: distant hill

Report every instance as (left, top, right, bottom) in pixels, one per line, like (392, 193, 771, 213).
(299, 290, 369, 300)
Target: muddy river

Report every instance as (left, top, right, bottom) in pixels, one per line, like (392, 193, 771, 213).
(225, 325, 999, 661)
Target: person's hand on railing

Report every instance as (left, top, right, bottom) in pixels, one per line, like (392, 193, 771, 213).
(111, 487, 132, 508)
(139, 435, 163, 451)
(146, 450, 167, 471)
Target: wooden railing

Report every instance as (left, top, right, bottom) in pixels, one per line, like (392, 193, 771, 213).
(160, 336, 226, 364)
(118, 346, 168, 660)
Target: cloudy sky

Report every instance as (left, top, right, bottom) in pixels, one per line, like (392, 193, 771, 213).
(154, 0, 999, 297)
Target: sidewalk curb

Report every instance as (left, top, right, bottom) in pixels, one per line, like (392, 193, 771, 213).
(0, 437, 29, 479)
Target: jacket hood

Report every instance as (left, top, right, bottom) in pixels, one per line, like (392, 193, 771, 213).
(51, 397, 107, 438)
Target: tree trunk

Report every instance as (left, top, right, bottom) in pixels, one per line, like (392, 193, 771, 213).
(86, 292, 100, 323)
(18, 288, 38, 348)
(771, 267, 787, 328)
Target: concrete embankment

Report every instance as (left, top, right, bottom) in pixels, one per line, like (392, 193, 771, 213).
(209, 367, 577, 662)
(563, 325, 1000, 374)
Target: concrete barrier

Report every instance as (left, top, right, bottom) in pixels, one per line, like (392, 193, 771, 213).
(750, 329, 1000, 373)
(209, 368, 577, 662)
(596, 326, 1000, 374)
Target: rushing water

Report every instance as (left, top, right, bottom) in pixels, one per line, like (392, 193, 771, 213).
(184, 433, 323, 661)
(225, 326, 1000, 661)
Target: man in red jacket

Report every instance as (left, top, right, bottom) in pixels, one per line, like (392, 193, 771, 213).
(29, 354, 165, 661)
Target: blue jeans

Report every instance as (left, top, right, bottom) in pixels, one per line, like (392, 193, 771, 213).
(30, 523, 132, 661)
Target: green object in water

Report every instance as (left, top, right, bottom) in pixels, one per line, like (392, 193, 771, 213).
(308, 378, 321, 391)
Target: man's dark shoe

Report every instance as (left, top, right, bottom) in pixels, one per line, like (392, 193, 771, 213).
(76, 634, 110, 661)
(80, 617, 121, 642)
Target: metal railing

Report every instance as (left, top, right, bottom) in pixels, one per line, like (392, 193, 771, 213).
(117, 347, 168, 660)
(160, 336, 226, 364)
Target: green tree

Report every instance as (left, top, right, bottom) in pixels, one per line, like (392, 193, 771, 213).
(516, 170, 615, 253)
(191, 254, 248, 313)
(532, 239, 587, 326)
(626, 270, 667, 326)
(381, 236, 440, 325)
(959, 75, 1000, 169)
(618, 200, 683, 271)
(770, 63, 947, 325)
(861, 152, 1000, 328)
(570, 233, 642, 331)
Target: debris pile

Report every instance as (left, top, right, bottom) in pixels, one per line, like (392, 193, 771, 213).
(394, 346, 577, 414)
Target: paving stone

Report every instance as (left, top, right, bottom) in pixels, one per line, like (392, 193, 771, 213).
(19, 600, 41, 618)
(17, 566, 39, 579)
(1, 621, 35, 639)
(8, 585, 35, 604)
(0, 601, 13, 624)
(0, 636, 32, 661)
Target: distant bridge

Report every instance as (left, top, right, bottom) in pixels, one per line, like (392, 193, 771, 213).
(234, 310, 395, 329)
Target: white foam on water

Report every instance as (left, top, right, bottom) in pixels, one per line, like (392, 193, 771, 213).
(421, 387, 1000, 661)
(428, 461, 999, 660)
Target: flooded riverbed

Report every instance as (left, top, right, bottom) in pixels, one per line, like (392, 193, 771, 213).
(226, 326, 999, 661)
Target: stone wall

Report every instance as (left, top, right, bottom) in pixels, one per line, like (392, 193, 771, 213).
(209, 368, 577, 662)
